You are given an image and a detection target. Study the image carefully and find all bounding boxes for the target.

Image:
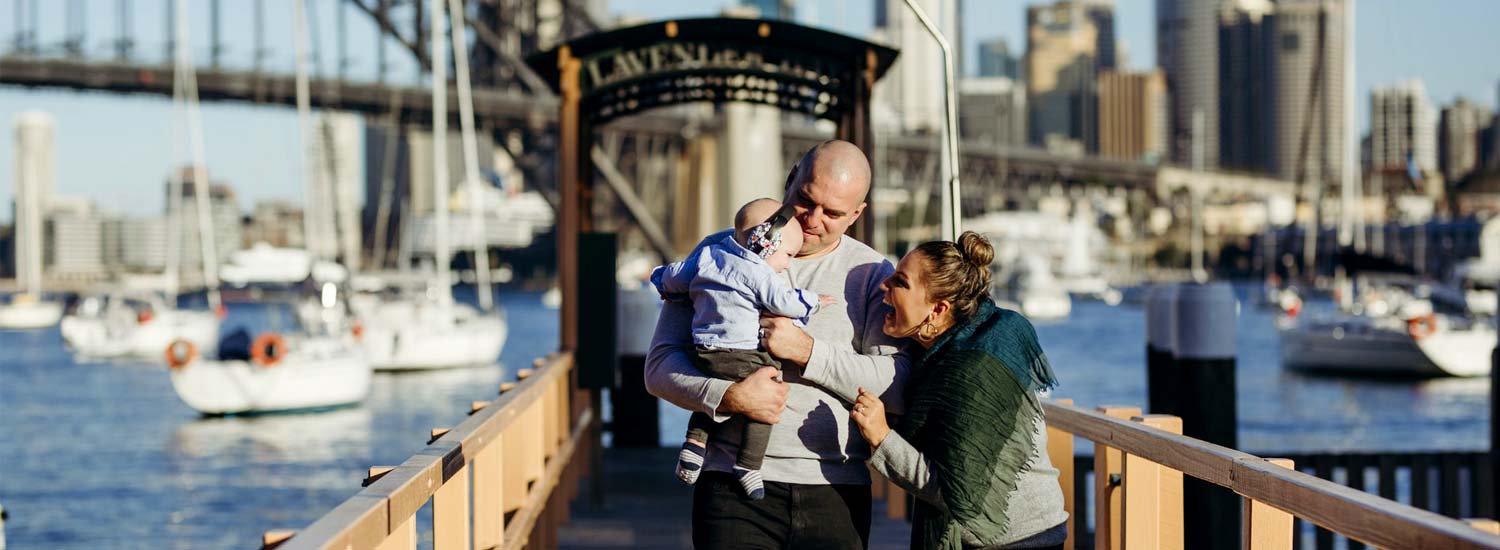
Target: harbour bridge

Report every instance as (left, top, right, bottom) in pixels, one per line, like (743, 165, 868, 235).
(0, 0, 1298, 265)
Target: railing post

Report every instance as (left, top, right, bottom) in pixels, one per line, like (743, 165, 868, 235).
(1241, 459, 1294, 550)
(1123, 414, 1184, 550)
(261, 530, 295, 550)
(1046, 399, 1077, 550)
(474, 430, 505, 550)
(1491, 285, 1499, 520)
(1175, 283, 1239, 550)
(433, 458, 471, 550)
(1095, 405, 1142, 550)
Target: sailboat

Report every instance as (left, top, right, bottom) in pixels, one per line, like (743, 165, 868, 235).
(61, 167, 221, 359)
(1056, 201, 1122, 305)
(360, 0, 506, 371)
(0, 111, 64, 330)
(166, 0, 370, 414)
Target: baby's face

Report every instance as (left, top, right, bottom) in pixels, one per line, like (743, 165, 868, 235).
(765, 219, 804, 272)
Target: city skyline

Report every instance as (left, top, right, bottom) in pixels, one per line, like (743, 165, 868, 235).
(1, 0, 1497, 223)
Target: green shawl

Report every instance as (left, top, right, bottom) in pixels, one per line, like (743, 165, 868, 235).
(895, 297, 1058, 550)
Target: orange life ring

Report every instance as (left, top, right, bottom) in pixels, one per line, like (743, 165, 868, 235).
(165, 339, 197, 369)
(1407, 314, 1437, 340)
(251, 333, 287, 367)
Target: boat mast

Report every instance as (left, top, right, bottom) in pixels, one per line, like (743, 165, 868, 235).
(430, 0, 454, 312)
(446, 0, 493, 312)
(175, 0, 221, 312)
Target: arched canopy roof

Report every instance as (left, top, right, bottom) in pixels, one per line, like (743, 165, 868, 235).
(527, 17, 898, 125)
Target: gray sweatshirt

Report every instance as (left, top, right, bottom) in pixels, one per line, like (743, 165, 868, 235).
(868, 413, 1070, 548)
(645, 232, 912, 485)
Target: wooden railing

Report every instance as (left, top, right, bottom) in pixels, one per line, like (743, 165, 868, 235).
(875, 399, 1500, 550)
(259, 353, 590, 550)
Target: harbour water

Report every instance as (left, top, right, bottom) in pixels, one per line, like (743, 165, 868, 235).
(0, 287, 1488, 548)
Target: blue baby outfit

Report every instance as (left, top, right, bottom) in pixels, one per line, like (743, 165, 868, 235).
(651, 234, 820, 350)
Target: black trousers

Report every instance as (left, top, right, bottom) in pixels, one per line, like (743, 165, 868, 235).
(685, 347, 779, 470)
(692, 471, 871, 550)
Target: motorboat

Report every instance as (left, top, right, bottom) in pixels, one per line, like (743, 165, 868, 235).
(993, 253, 1072, 322)
(1278, 282, 1494, 377)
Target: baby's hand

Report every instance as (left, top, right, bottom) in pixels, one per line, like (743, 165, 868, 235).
(819, 294, 839, 307)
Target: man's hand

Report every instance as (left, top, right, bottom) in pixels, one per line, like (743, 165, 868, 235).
(717, 366, 788, 424)
(849, 387, 890, 448)
(759, 316, 814, 366)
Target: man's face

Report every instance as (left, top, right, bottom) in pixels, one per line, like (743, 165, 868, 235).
(784, 175, 866, 257)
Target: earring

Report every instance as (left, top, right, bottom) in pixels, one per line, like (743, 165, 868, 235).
(918, 320, 938, 341)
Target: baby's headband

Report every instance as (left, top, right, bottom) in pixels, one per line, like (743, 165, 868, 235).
(745, 202, 798, 259)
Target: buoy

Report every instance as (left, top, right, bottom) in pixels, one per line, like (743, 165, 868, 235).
(137, 309, 154, 324)
(251, 333, 287, 366)
(165, 339, 197, 369)
(1407, 314, 1437, 340)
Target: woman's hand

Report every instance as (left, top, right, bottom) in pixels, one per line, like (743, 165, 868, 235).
(850, 387, 890, 449)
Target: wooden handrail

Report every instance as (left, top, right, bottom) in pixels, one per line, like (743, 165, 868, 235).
(269, 353, 586, 550)
(1040, 400, 1500, 550)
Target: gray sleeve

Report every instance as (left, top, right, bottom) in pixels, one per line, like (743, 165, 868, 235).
(644, 283, 733, 422)
(798, 260, 912, 413)
(868, 432, 946, 509)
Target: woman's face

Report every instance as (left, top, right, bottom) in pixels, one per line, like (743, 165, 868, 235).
(880, 251, 938, 339)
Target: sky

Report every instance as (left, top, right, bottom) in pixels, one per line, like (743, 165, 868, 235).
(1, 0, 1498, 224)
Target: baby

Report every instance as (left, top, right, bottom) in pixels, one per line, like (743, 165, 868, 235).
(650, 198, 835, 500)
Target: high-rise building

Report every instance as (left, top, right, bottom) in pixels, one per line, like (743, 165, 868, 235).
(364, 124, 497, 267)
(1266, 0, 1346, 186)
(244, 200, 305, 249)
(740, 0, 795, 20)
(1439, 97, 1488, 183)
(977, 38, 1019, 79)
(1158, 0, 1223, 168)
(12, 111, 53, 293)
(308, 112, 364, 269)
(873, 0, 961, 134)
(44, 209, 106, 278)
(115, 216, 168, 271)
(1217, 0, 1274, 174)
(1097, 70, 1168, 163)
(165, 167, 242, 268)
(1085, 0, 1117, 70)
(959, 77, 1027, 147)
(1369, 80, 1436, 177)
(1025, 1, 1097, 152)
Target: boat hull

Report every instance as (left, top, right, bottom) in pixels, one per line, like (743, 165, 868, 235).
(169, 339, 371, 415)
(63, 310, 219, 359)
(363, 303, 507, 371)
(0, 300, 63, 329)
(1280, 317, 1494, 377)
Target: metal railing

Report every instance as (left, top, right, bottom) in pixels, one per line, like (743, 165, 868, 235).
(875, 399, 1500, 549)
(260, 353, 589, 550)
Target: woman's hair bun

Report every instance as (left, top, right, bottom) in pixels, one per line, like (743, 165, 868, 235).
(957, 231, 994, 269)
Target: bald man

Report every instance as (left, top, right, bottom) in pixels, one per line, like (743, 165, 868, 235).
(646, 140, 912, 549)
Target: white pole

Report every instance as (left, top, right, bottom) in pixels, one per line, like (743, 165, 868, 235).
(1192, 109, 1207, 283)
(902, 0, 962, 241)
(1344, 0, 1362, 252)
(447, 0, 493, 312)
(430, 0, 454, 312)
(176, 0, 221, 311)
(293, 0, 317, 263)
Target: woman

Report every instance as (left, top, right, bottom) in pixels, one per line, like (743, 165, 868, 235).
(851, 232, 1068, 549)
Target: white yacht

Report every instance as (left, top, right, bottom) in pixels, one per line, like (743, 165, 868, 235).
(360, 0, 506, 371)
(61, 292, 219, 359)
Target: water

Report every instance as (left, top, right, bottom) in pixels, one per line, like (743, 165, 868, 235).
(0, 288, 1489, 548)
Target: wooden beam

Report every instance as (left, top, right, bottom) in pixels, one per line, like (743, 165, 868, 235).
(1122, 414, 1183, 550)
(1242, 458, 1295, 550)
(433, 463, 471, 550)
(1045, 399, 1076, 550)
(1043, 401, 1500, 550)
(1094, 405, 1141, 550)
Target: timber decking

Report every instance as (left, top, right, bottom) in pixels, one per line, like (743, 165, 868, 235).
(559, 447, 912, 549)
